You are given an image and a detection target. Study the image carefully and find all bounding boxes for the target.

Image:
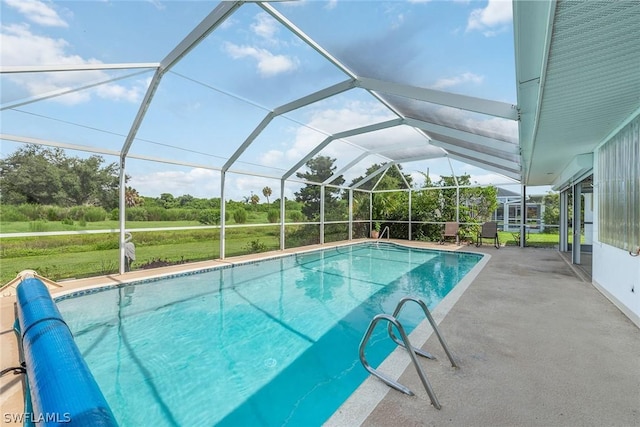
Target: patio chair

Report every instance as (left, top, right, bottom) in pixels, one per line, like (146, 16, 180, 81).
(476, 221, 500, 249)
(439, 222, 459, 245)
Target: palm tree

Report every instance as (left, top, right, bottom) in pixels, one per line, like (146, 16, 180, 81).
(262, 186, 272, 206)
(250, 193, 260, 210)
(125, 186, 142, 207)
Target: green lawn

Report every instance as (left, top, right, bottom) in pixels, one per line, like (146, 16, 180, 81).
(0, 221, 565, 285)
(0, 225, 281, 284)
(498, 231, 560, 247)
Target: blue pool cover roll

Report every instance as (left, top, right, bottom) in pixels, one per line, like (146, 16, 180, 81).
(16, 278, 119, 427)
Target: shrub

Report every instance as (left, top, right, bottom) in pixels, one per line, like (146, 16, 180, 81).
(68, 206, 86, 221)
(145, 206, 165, 221)
(61, 218, 74, 226)
(267, 210, 280, 223)
(288, 211, 304, 223)
(46, 206, 63, 221)
(83, 206, 107, 222)
(233, 208, 247, 224)
(245, 239, 267, 253)
(0, 205, 28, 221)
(198, 209, 220, 225)
(18, 204, 45, 221)
(126, 207, 148, 221)
(162, 208, 183, 221)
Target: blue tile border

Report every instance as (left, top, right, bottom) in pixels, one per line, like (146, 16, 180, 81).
(54, 241, 483, 302)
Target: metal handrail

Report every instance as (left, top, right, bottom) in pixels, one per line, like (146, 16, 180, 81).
(359, 313, 442, 409)
(387, 296, 458, 368)
(378, 226, 390, 240)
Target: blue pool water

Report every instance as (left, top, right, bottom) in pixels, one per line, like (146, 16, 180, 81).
(55, 242, 482, 426)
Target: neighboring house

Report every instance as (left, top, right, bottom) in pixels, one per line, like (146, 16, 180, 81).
(493, 188, 544, 233)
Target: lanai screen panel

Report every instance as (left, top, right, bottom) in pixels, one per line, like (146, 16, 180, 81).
(168, 2, 350, 111)
(0, 1, 216, 64)
(129, 71, 267, 168)
(126, 158, 222, 201)
(345, 126, 445, 159)
(380, 94, 518, 144)
(281, 89, 397, 136)
(271, 1, 516, 95)
(1, 70, 155, 154)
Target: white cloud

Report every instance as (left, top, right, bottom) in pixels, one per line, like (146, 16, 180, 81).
(223, 42, 299, 77)
(130, 169, 220, 198)
(283, 101, 395, 164)
(4, 0, 68, 28)
(466, 0, 512, 36)
(145, 0, 165, 11)
(432, 72, 484, 90)
(260, 149, 285, 167)
(1, 24, 146, 105)
(251, 12, 279, 39)
(95, 80, 146, 103)
(325, 0, 338, 10)
(130, 167, 300, 201)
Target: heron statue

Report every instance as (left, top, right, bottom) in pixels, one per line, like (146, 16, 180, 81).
(124, 232, 136, 272)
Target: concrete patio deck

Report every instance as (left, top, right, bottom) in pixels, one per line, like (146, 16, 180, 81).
(333, 244, 640, 427)
(1, 242, 639, 426)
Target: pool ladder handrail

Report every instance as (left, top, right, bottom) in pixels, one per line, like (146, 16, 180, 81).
(378, 226, 390, 240)
(358, 296, 457, 410)
(387, 297, 457, 368)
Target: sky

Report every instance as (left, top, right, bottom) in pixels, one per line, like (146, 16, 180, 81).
(1, 0, 539, 201)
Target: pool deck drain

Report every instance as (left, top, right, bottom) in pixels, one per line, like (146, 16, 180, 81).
(2, 240, 639, 426)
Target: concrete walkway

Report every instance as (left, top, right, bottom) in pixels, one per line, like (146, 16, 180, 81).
(345, 245, 640, 427)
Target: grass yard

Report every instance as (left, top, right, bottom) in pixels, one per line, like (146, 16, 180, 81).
(499, 231, 560, 247)
(0, 226, 281, 284)
(1, 221, 565, 285)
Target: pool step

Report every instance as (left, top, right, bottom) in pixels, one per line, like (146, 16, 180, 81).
(358, 296, 457, 410)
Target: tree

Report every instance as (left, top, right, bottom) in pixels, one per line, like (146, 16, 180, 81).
(542, 192, 560, 232)
(0, 145, 63, 205)
(295, 156, 345, 220)
(159, 193, 176, 209)
(62, 155, 120, 207)
(262, 186, 272, 206)
(250, 193, 260, 209)
(125, 187, 143, 208)
(0, 145, 120, 208)
(349, 163, 413, 222)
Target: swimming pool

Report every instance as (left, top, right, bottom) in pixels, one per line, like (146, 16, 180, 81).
(55, 242, 483, 426)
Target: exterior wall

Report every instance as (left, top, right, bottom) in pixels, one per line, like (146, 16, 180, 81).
(592, 242, 640, 327)
(591, 119, 640, 328)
